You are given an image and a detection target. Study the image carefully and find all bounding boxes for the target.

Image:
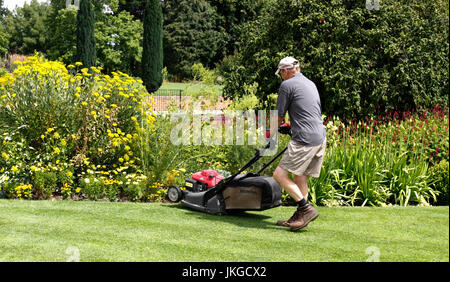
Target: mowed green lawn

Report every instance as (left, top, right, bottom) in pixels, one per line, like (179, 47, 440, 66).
(0, 199, 448, 262)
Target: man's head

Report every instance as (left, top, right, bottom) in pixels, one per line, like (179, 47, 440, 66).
(275, 56, 300, 80)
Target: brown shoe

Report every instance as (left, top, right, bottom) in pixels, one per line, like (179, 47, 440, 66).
(289, 205, 319, 232)
(276, 208, 304, 227)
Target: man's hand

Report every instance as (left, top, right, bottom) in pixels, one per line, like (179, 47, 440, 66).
(278, 122, 291, 135)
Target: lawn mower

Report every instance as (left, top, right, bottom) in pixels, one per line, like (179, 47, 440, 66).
(167, 123, 291, 215)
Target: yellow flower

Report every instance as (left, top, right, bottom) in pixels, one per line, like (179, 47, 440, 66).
(118, 157, 124, 163)
(75, 62, 83, 66)
(81, 101, 88, 106)
(53, 132, 60, 139)
(11, 166, 19, 173)
(1, 152, 9, 160)
(53, 147, 61, 154)
(47, 128, 54, 133)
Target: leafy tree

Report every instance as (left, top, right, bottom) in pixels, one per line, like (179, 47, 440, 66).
(0, 26, 8, 56)
(142, 0, 163, 92)
(0, 0, 8, 56)
(0, 0, 7, 19)
(95, 10, 143, 75)
(46, 7, 78, 63)
(76, 0, 96, 67)
(162, 0, 226, 79)
(223, 0, 449, 119)
(117, 0, 145, 21)
(207, 0, 268, 57)
(2, 0, 48, 54)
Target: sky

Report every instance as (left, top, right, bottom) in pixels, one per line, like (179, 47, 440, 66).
(3, 0, 49, 11)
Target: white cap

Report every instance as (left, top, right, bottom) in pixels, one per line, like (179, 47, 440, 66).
(275, 56, 299, 75)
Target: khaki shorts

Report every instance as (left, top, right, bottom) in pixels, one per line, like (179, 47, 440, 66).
(278, 138, 326, 178)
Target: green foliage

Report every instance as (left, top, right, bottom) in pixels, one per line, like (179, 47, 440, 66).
(306, 108, 449, 207)
(207, 0, 270, 57)
(46, 7, 78, 64)
(162, 0, 226, 79)
(33, 170, 58, 199)
(95, 10, 143, 75)
(76, 0, 96, 67)
(0, 0, 6, 18)
(429, 160, 449, 205)
(117, 0, 145, 21)
(0, 26, 9, 56)
(142, 0, 163, 93)
(2, 0, 48, 54)
(46, 6, 143, 77)
(222, 0, 449, 119)
(80, 176, 106, 200)
(227, 82, 260, 111)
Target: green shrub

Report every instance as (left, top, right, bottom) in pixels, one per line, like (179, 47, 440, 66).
(80, 176, 106, 201)
(222, 0, 449, 119)
(429, 160, 449, 205)
(33, 170, 58, 199)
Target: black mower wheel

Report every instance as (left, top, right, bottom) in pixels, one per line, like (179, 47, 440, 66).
(167, 186, 183, 203)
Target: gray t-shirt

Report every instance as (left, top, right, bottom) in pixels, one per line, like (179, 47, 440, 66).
(276, 72, 326, 146)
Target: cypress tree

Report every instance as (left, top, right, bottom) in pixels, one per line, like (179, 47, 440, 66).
(142, 0, 163, 93)
(76, 0, 96, 67)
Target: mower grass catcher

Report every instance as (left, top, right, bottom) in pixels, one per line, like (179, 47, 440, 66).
(167, 123, 291, 215)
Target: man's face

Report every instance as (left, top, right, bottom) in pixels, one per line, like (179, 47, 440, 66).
(280, 69, 291, 81)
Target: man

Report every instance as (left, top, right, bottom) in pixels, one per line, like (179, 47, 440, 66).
(271, 56, 326, 232)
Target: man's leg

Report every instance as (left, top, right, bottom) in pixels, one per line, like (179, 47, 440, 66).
(273, 166, 304, 201)
(293, 174, 309, 201)
(273, 166, 318, 231)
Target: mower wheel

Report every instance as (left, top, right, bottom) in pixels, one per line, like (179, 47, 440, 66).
(167, 186, 183, 203)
